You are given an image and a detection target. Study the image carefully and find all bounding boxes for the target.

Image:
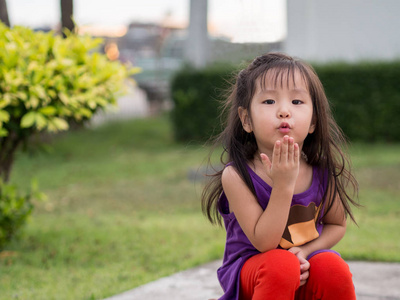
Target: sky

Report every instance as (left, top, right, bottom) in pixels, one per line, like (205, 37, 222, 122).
(7, 0, 286, 43)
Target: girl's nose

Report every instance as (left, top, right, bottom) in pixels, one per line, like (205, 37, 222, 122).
(278, 110, 291, 118)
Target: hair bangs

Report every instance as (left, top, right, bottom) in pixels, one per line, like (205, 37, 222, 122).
(256, 62, 311, 94)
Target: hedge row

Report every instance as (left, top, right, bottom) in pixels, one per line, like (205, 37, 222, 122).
(314, 61, 400, 142)
(171, 60, 400, 143)
(170, 64, 236, 142)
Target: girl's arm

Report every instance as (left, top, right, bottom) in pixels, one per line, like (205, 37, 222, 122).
(222, 137, 300, 253)
(292, 192, 347, 259)
(288, 190, 347, 286)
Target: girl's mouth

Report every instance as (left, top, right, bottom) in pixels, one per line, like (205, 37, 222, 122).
(279, 122, 291, 133)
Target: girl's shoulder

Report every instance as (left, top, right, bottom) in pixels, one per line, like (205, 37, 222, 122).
(221, 164, 241, 185)
(221, 162, 255, 194)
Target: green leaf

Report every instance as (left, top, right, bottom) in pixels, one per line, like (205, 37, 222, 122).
(51, 117, 69, 131)
(0, 110, 10, 122)
(79, 108, 92, 118)
(59, 93, 69, 104)
(16, 92, 28, 101)
(29, 96, 39, 109)
(0, 128, 8, 137)
(46, 120, 58, 132)
(20, 112, 37, 128)
(39, 106, 57, 116)
(0, 98, 10, 109)
(35, 113, 47, 130)
(88, 100, 96, 109)
(32, 85, 47, 99)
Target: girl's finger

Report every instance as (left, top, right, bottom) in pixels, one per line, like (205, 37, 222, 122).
(281, 136, 289, 163)
(300, 262, 310, 273)
(288, 137, 294, 163)
(273, 140, 281, 163)
(294, 143, 300, 164)
(260, 153, 271, 170)
(299, 256, 310, 268)
(300, 270, 309, 281)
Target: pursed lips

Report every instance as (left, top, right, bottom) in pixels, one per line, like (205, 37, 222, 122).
(278, 122, 291, 133)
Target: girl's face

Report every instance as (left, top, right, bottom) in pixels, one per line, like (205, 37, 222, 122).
(239, 68, 315, 156)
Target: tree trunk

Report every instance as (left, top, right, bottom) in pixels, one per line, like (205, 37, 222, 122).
(0, 132, 22, 182)
(0, 0, 10, 27)
(60, 0, 74, 37)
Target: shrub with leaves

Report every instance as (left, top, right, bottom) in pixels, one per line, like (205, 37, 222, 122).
(0, 179, 46, 250)
(0, 23, 137, 249)
(171, 64, 235, 142)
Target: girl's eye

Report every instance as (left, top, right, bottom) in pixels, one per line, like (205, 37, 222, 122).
(292, 100, 303, 105)
(264, 99, 275, 104)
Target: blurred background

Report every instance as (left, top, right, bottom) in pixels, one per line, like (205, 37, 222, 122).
(6, 0, 287, 120)
(6, 0, 400, 120)
(1, 1, 400, 299)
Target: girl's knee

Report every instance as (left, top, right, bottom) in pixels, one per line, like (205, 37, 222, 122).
(308, 252, 354, 293)
(240, 250, 301, 299)
(267, 249, 300, 268)
(309, 252, 352, 277)
(258, 250, 300, 281)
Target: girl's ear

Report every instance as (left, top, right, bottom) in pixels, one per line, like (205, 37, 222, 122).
(238, 107, 253, 133)
(309, 116, 316, 134)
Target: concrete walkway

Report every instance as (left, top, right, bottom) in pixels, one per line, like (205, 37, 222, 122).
(104, 260, 400, 300)
(90, 83, 149, 127)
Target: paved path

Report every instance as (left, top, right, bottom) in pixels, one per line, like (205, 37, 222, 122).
(104, 260, 400, 300)
(90, 83, 149, 127)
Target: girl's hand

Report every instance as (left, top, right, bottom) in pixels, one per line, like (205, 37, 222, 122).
(288, 247, 310, 286)
(260, 136, 300, 187)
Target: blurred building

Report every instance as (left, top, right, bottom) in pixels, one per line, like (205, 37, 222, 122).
(116, 22, 184, 112)
(108, 21, 281, 113)
(117, 22, 183, 81)
(285, 0, 400, 62)
(115, 21, 282, 76)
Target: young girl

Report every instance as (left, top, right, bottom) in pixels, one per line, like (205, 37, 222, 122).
(202, 53, 359, 300)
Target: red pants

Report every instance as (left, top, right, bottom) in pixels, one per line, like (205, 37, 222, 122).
(239, 249, 356, 300)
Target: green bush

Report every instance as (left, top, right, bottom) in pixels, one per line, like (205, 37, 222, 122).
(0, 23, 136, 249)
(170, 64, 236, 142)
(314, 61, 400, 142)
(171, 60, 400, 142)
(0, 24, 136, 138)
(0, 180, 45, 250)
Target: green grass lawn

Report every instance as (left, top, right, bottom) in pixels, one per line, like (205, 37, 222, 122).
(1, 116, 399, 300)
(333, 143, 400, 260)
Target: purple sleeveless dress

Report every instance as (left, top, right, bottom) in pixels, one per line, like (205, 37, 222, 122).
(217, 164, 339, 300)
